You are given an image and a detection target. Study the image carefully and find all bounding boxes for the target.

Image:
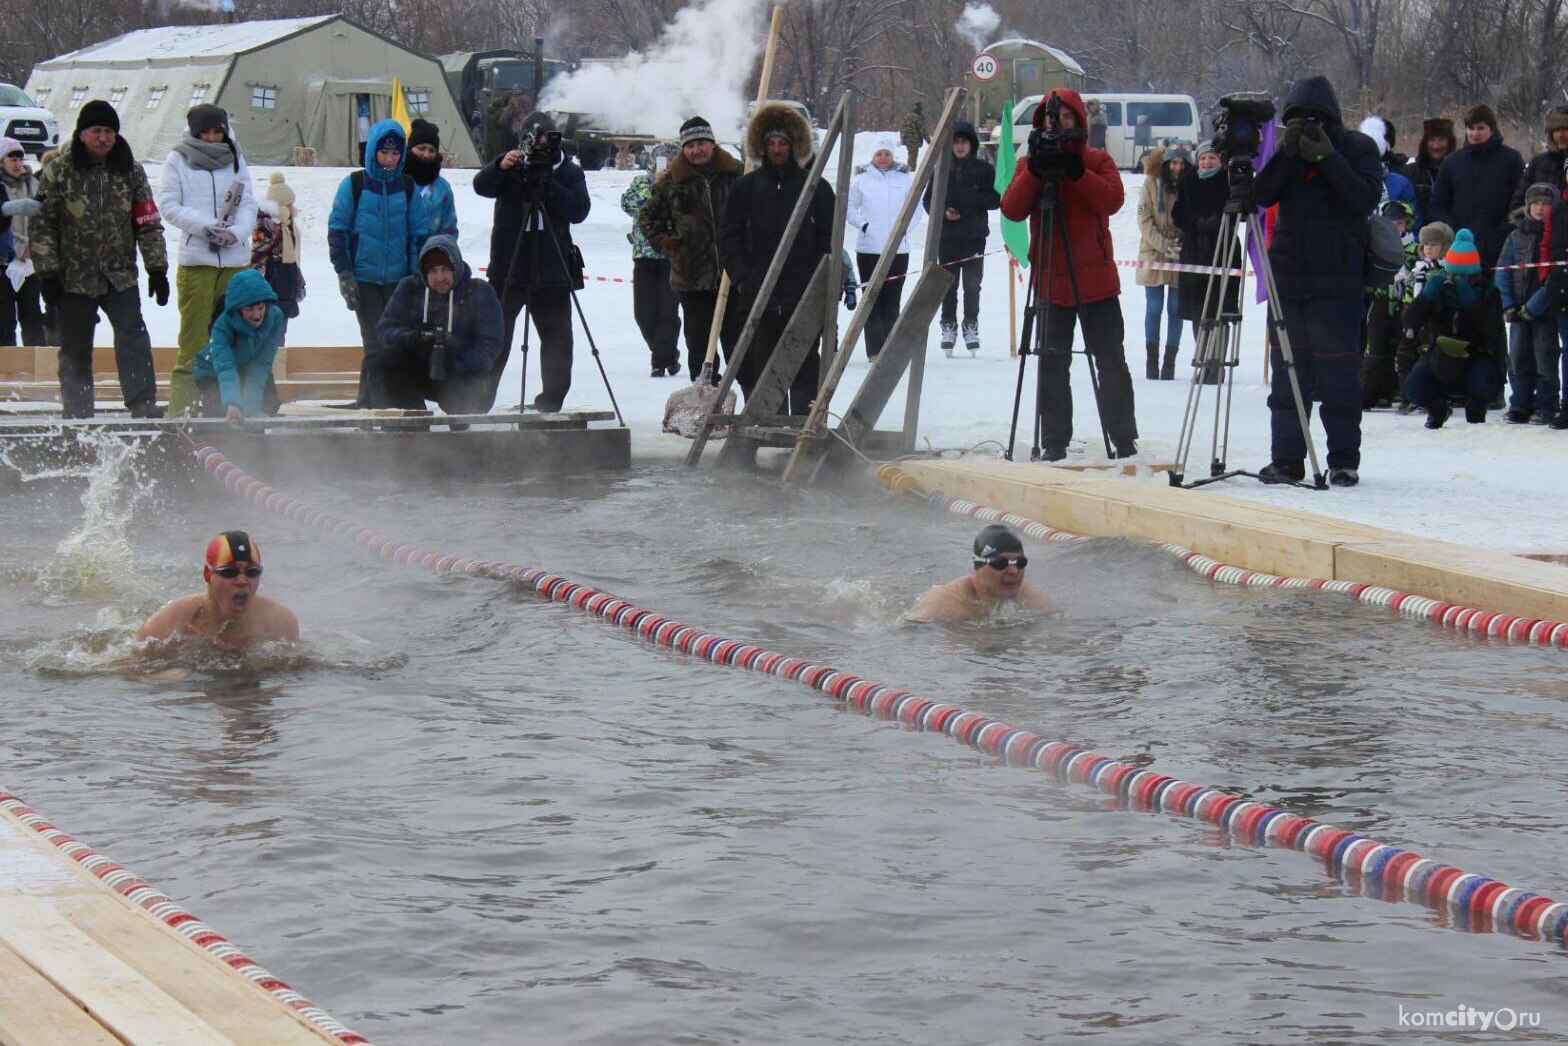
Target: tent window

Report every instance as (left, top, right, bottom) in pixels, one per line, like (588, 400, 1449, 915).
(251, 85, 277, 110)
(189, 83, 210, 106)
(146, 87, 166, 110)
(33, 88, 51, 105)
(68, 88, 86, 109)
(405, 89, 430, 114)
(109, 87, 128, 107)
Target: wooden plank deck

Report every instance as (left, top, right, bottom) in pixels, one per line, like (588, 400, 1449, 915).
(0, 346, 363, 405)
(0, 796, 353, 1046)
(896, 459, 1568, 623)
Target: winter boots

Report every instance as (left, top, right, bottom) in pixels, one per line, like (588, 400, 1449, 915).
(1161, 345, 1179, 381)
(962, 322, 980, 356)
(940, 321, 958, 357)
(1258, 460, 1306, 484)
(1146, 342, 1160, 380)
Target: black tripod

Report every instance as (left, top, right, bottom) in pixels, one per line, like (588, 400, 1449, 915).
(1168, 160, 1325, 490)
(503, 170, 625, 426)
(1005, 173, 1114, 461)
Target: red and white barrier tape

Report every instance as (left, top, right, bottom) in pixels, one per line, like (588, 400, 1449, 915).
(189, 442, 1568, 946)
(0, 793, 372, 1044)
(894, 474, 1568, 648)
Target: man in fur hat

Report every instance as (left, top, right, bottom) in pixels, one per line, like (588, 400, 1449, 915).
(1509, 105, 1568, 213)
(30, 100, 168, 418)
(720, 103, 836, 415)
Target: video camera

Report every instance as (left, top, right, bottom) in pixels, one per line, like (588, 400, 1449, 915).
(516, 124, 563, 183)
(1026, 92, 1087, 180)
(1211, 93, 1276, 163)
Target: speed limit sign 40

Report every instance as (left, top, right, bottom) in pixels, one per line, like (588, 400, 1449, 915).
(971, 53, 999, 82)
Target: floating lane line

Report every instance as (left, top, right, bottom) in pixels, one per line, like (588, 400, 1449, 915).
(190, 442, 1568, 948)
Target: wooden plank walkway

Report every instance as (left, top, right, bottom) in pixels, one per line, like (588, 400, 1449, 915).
(0, 795, 358, 1046)
(897, 459, 1568, 623)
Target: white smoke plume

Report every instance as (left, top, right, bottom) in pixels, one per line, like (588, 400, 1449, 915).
(540, 0, 771, 139)
(955, 3, 1003, 51)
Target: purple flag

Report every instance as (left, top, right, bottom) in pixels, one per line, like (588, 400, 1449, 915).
(1251, 115, 1277, 302)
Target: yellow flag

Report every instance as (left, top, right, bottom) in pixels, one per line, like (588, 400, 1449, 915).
(390, 76, 412, 134)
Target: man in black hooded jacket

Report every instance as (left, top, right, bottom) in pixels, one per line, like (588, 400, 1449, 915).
(1253, 75, 1383, 487)
(721, 103, 835, 416)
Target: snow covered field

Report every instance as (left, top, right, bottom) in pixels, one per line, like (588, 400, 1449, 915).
(112, 142, 1568, 550)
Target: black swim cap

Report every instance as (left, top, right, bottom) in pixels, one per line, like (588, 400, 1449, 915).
(973, 524, 1024, 559)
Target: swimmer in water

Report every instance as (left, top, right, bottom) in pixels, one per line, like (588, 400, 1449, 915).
(903, 523, 1058, 623)
(137, 530, 299, 648)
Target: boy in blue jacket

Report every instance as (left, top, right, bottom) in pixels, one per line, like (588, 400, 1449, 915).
(406, 118, 458, 250)
(194, 268, 283, 419)
(327, 118, 420, 407)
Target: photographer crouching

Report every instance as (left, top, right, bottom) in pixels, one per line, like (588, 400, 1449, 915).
(473, 114, 591, 413)
(376, 237, 503, 416)
(1253, 75, 1383, 487)
(1001, 89, 1138, 461)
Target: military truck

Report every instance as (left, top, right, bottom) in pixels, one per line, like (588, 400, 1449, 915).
(440, 45, 621, 168)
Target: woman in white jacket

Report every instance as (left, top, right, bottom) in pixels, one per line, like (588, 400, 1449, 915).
(846, 135, 923, 361)
(157, 104, 257, 415)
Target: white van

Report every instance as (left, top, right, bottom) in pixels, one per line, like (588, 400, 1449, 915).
(1009, 93, 1201, 171)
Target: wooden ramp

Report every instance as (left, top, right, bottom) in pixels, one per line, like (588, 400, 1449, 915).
(0, 793, 359, 1046)
(896, 459, 1568, 623)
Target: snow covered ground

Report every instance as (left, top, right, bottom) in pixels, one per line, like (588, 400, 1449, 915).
(105, 143, 1568, 550)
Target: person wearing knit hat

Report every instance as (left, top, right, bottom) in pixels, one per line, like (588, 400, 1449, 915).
(847, 130, 920, 361)
(158, 101, 257, 414)
(1428, 103, 1523, 272)
(1362, 198, 1420, 408)
(1, 135, 46, 347)
(1509, 105, 1568, 213)
(1360, 115, 1422, 224)
(637, 114, 744, 379)
(29, 99, 168, 418)
(405, 118, 458, 252)
(1496, 185, 1562, 422)
(1400, 227, 1507, 427)
(253, 171, 305, 323)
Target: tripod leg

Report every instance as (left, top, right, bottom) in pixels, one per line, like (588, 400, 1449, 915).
(1030, 199, 1061, 461)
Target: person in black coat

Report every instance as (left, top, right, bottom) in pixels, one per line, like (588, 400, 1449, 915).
(1171, 141, 1238, 383)
(472, 114, 591, 412)
(376, 236, 503, 416)
(721, 102, 835, 415)
(1405, 117, 1455, 221)
(1428, 105, 1524, 271)
(1253, 74, 1384, 487)
(1509, 105, 1568, 214)
(922, 120, 999, 354)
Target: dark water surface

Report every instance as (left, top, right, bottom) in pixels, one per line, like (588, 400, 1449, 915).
(1, 446, 1566, 1044)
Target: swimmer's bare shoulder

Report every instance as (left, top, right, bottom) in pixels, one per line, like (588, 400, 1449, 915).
(136, 594, 205, 643)
(902, 577, 986, 623)
(136, 595, 299, 646)
(1015, 582, 1060, 616)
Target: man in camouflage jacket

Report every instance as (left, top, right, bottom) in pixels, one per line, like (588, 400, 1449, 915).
(901, 102, 928, 169)
(639, 116, 744, 379)
(31, 100, 169, 418)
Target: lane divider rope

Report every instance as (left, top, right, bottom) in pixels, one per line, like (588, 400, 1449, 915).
(190, 441, 1568, 947)
(0, 793, 372, 1044)
(875, 465, 1568, 650)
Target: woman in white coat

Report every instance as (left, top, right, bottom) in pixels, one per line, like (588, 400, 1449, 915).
(846, 135, 923, 361)
(157, 104, 257, 415)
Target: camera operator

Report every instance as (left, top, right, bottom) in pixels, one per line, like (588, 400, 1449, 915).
(376, 237, 502, 416)
(1000, 88, 1138, 461)
(1253, 75, 1383, 487)
(473, 114, 591, 413)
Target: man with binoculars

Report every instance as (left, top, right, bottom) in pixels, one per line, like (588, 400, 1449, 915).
(376, 236, 503, 416)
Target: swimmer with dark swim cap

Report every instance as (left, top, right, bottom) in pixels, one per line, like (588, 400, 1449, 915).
(903, 524, 1058, 623)
(137, 531, 299, 648)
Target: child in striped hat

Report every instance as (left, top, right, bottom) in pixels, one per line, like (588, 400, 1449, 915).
(1398, 227, 1507, 428)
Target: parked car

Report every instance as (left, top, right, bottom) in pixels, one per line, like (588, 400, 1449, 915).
(1005, 92, 1201, 170)
(0, 83, 60, 158)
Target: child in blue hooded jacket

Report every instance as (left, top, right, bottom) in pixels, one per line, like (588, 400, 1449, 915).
(327, 118, 420, 407)
(194, 268, 283, 419)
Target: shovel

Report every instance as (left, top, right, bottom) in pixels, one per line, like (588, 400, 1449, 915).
(662, 280, 736, 437)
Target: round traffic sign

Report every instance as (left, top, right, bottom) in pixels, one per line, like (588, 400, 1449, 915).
(971, 52, 1000, 82)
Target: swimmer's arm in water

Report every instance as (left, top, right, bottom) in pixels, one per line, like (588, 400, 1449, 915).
(901, 578, 982, 624)
(135, 595, 203, 643)
(262, 600, 302, 643)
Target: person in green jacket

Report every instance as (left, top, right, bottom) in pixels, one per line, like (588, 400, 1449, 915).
(193, 268, 283, 420)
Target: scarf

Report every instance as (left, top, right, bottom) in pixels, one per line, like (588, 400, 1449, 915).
(172, 134, 237, 172)
(275, 205, 299, 265)
(404, 151, 441, 187)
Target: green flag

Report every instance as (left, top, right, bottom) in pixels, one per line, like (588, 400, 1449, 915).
(995, 102, 1032, 267)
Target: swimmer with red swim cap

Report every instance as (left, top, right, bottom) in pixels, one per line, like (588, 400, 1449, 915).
(137, 530, 299, 647)
(903, 524, 1058, 623)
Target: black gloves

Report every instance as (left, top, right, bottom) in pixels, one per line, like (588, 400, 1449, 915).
(338, 272, 359, 311)
(147, 270, 170, 307)
(1063, 151, 1085, 181)
(1299, 122, 1334, 164)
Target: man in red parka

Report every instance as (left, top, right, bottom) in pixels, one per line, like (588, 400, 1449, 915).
(1001, 88, 1138, 460)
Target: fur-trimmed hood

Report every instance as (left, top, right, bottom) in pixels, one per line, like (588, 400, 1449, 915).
(745, 103, 813, 166)
(1142, 145, 1166, 177)
(669, 144, 743, 184)
(68, 132, 135, 172)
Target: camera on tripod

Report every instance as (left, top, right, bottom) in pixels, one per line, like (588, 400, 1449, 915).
(1026, 92, 1087, 180)
(1211, 93, 1276, 163)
